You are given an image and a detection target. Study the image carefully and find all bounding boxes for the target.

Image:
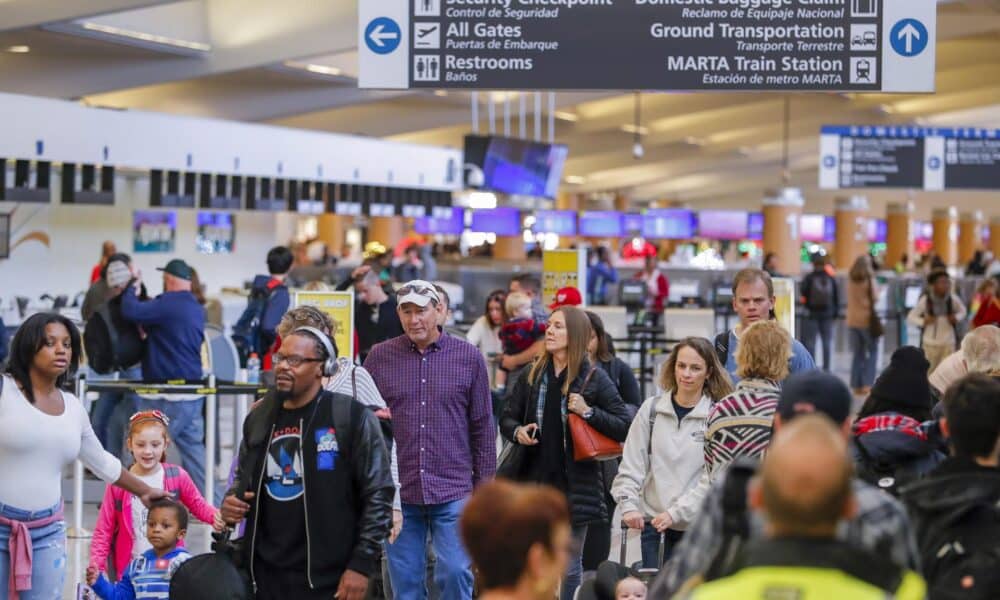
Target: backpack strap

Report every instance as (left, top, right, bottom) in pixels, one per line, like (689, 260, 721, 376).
(704, 460, 756, 581)
(329, 391, 355, 461)
(646, 400, 657, 458)
(98, 302, 122, 370)
(714, 332, 730, 369)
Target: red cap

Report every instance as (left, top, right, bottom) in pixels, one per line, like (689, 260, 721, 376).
(549, 286, 583, 310)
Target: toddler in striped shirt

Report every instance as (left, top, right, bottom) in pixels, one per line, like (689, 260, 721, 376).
(87, 499, 191, 600)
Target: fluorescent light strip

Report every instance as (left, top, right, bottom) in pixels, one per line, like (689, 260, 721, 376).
(554, 111, 579, 122)
(304, 63, 342, 76)
(564, 175, 586, 185)
(621, 124, 648, 135)
(81, 22, 211, 52)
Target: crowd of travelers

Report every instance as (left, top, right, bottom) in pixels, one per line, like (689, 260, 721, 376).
(0, 241, 997, 600)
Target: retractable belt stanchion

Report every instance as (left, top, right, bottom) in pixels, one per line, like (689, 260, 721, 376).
(69, 374, 90, 539)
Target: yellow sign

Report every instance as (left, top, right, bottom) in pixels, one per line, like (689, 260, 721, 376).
(292, 291, 355, 359)
(771, 277, 796, 337)
(542, 248, 587, 309)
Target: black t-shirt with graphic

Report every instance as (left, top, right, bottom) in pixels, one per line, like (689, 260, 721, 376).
(255, 399, 316, 570)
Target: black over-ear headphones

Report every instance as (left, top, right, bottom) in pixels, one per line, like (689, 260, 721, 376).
(293, 326, 337, 377)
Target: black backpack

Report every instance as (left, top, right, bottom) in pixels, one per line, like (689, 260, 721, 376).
(231, 281, 283, 367)
(704, 460, 757, 581)
(807, 274, 834, 311)
(169, 530, 252, 600)
(713, 332, 729, 369)
(83, 298, 144, 375)
(926, 537, 1000, 600)
(852, 437, 920, 498)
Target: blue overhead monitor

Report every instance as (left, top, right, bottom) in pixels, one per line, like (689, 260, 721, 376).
(470, 207, 521, 236)
(748, 212, 764, 240)
(698, 210, 748, 240)
(533, 210, 577, 235)
(642, 209, 696, 239)
(579, 211, 625, 237)
(415, 207, 464, 235)
(463, 135, 568, 199)
(624, 213, 644, 233)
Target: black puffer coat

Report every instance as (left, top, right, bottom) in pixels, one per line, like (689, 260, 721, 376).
(500, 360, 631, 526)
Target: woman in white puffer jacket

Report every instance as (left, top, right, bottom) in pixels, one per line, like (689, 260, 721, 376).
(611, 337, 733, 569)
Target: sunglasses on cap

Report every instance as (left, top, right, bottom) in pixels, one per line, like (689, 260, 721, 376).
(129, 410, 170, 427)
(397, 284, 437, 297)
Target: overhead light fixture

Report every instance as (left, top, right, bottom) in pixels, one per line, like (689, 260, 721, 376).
(875, 103, 895, 115)
(5, 45, 30, 54)
(554, 111, 579, 122)
(304, 64, 342, 76)
(564, 175, 586, 185)
(684, 136, 705, 146)
(434, 90, 448, 97)
(621, 124, 649, 136)
(631, 92, 644, 160)
(80, 22, 211, 52)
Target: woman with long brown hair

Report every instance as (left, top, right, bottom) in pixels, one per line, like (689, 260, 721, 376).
(500, 306, 631, 600)
(846, 255, 879, 395)
(612, 337, 733, 568)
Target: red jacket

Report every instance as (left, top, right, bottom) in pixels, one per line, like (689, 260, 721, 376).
(972, 296, 1000, 329)
(636, 270, 670, 313)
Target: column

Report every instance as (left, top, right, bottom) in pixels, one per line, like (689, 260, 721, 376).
(317, 214, 347, 256)
(932, 207, 958, 266)
(762, 188, 805, 276)
(368, 216, 404, 250)
(494, 233, 526, 260)
(959, 211, 984, 264)
(885, 202, 913, 269)
(834, 195, 868, 272)
(991, 216, 1000, 259)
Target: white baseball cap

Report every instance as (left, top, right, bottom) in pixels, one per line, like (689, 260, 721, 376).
(397, 280, 440, 308)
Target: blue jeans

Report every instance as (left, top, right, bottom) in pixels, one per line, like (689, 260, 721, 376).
(639, 525, 684, 569)
(801, 316, 834, 371)
(88, 365, 142, 460)
(0, 502, 65, 600)
(849, 327, 877, 389)
(133, 396, 218, 504)
(386, 500, 472, 600)
(562, 525, 588, 600)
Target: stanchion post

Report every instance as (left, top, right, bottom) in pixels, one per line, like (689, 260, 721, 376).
(206, 375, 217, 504)
(69, 374, 91, 538)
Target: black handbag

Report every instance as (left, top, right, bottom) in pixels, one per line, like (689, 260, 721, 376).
(867, 281, 884, 339)
(497, 381, 533, 480)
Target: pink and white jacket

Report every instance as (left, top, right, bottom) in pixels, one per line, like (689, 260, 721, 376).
(89, 463, 217, 578)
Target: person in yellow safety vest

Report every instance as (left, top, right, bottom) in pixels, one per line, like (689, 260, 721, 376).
(675, 415, 925, 600)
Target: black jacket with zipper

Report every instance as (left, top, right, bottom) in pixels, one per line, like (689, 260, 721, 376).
(500, 360, 631, 526)
(227, 389, 394, 590)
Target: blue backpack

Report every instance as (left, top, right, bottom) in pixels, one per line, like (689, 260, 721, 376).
(231, 280, 282, 367)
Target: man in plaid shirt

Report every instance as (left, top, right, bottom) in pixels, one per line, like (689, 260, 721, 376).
(650, 370, 920, 597)
(365, 280, 495, 600)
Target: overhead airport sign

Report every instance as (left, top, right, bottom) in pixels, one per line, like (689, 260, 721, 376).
(359, 0, 936, 92)
(819, 126, 1000, 191)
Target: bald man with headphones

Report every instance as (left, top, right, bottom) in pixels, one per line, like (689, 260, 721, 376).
(223, 327, 395, 600)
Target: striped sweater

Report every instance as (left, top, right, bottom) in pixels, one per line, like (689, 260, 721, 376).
(704, 378, 781, 478)
(93, 548, 191, 600)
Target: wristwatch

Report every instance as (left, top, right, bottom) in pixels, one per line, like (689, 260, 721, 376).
(582, 408, 595, 420)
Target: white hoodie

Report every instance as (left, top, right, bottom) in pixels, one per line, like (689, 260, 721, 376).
(611, 391, 712, 529)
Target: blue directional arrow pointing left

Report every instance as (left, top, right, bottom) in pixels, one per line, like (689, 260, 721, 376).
(365, 17, 401, 55)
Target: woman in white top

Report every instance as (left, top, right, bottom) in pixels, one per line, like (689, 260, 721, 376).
(465, 290, 506, 388)
(611, 337, 733, 569)
(0, 313, 170, 599)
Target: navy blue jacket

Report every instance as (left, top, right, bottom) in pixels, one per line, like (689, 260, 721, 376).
(251, 274, 289, 354)
(121, 286, 205, 381)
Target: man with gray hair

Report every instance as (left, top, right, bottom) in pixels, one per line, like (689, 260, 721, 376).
(929, 325, 1000, 398)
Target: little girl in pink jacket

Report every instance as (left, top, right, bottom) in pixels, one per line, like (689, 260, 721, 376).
(90, 410, 223, 579)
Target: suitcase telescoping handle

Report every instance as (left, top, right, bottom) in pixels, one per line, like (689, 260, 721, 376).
(620, 518, 666, 568)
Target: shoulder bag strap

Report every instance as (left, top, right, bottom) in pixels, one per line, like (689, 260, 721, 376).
(646, 399, 656, 458)
(351, 366, 357, 401)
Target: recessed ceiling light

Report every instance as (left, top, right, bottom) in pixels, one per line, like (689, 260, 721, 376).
(434, 90, 448, 97)
(564, 175, 586, 185)
(6, 45, 30, 54)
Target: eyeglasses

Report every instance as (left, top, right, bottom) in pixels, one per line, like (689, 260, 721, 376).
(273, 353, 324, 368)
(129, 410, 170, 427)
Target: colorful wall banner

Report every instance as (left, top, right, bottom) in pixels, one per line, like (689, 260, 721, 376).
(133, 210, 176, 253)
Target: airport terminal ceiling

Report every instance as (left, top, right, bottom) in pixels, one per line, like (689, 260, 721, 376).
(0, 0, 998, 215)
